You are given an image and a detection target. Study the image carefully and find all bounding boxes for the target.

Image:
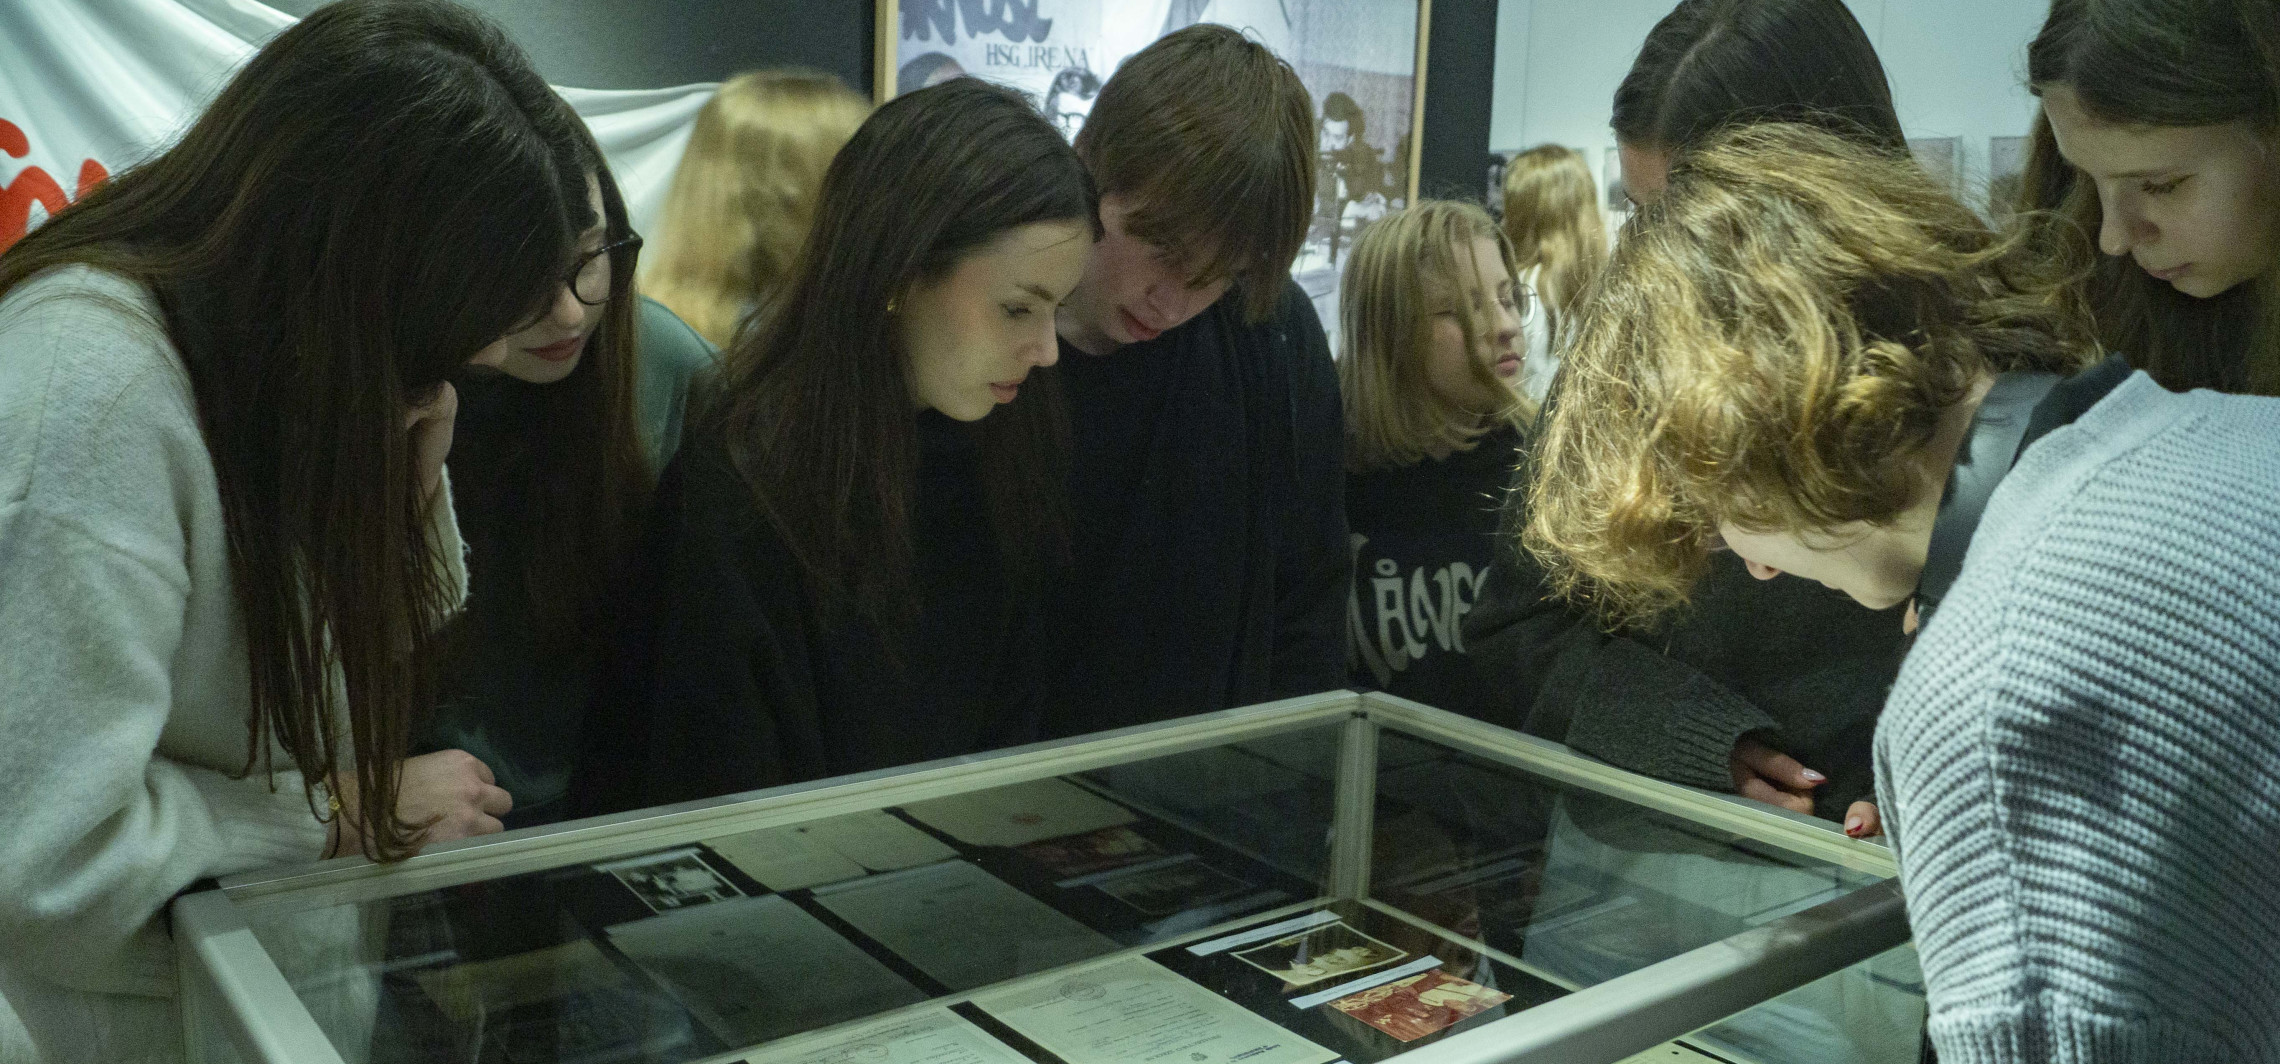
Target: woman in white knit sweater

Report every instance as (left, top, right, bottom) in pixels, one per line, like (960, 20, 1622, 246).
(1524, 123, 2280, 1061)
(0, 3, 620, 1060)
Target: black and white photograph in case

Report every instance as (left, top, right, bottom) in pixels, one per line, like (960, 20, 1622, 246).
(880, 0, 1428, 350)
(1232, 920, 1409, 988)
(594, 848, 745, 914)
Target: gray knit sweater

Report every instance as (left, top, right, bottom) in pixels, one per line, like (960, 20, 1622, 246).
(1875, 372, 2280, 1063)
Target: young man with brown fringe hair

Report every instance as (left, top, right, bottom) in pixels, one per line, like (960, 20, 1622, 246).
(1038, 24, 1349, 735)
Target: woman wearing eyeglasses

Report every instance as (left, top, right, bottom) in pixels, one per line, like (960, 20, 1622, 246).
(1336, 201, 1533, 715)
(412, 164, 718, 828)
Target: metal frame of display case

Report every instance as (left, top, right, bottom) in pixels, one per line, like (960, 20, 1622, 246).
(173, 691, 1911, 1064)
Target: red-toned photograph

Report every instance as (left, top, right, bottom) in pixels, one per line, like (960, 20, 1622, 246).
(1328, 968, 1511, 1042)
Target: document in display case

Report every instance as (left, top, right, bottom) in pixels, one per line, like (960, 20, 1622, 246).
(740, 1009, 1028, 1064)
(176, 691, 1922, 1064)
(972, 954, 1340, 1064)
(808, 858, 1121, 991)
(604, 894, 927, 1046)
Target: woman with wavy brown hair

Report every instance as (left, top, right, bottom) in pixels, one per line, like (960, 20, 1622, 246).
(0, 3, 609, 1058)
(1529, 122, 2280, 1062)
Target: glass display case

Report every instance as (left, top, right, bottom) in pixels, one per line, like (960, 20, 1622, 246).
(174, 691, 1921, 1064)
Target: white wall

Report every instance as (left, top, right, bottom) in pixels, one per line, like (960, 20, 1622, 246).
(1488, 0, 2049, 210)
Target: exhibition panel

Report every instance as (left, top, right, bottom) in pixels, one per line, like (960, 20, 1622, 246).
(174, 693, 1918, 1064)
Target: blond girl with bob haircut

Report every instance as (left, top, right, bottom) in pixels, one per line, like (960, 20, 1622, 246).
(641, 69, 870, 347)
(1500, 145, 1606, 397)
(1338, 200, 1531, 712)
(1529, 121, 2280, 1061)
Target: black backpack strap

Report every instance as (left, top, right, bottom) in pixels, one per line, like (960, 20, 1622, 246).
(1916, 355, 2135, 621)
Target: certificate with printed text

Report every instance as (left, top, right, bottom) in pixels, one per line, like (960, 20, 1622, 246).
(972, 955, 1338, 1064)
(741, 1009, 1030, 1064)
(901, 777, 1136, 848)
(707, 810, 959, 891)
(811, 860, 1118, 990)
(607, 895, 925, 1046)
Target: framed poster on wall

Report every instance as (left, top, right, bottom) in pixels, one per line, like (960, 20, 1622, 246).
(876, 0, 1433, 350)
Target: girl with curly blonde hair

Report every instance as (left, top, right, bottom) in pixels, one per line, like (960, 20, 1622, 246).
(1526, 123, 2093, 623)
(1528, 121, 2280, 1061)
(1468, 0, 1913, 839)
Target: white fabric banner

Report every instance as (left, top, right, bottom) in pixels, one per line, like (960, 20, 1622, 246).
(0, 0, 716, 254)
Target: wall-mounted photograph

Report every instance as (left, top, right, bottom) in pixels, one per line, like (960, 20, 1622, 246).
(1908, 136, 1962, 195)
(1987, 134, 2029, 223)
(878, 0, 1432, 348)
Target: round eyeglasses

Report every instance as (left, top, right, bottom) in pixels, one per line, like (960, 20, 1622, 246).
(566, 235, 643, 306)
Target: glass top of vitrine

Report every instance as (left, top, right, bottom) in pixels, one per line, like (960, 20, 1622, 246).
(185, 692, 1921, 1064)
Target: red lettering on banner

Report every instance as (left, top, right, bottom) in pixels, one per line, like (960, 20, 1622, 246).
(78, 158, 109, 197)
(0, 118, 112, 255)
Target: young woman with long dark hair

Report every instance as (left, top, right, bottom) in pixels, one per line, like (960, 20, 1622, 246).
(0, 2, 599, 1058)
(2019, 0, 2280, 394)
(582, 78, 1098, 810)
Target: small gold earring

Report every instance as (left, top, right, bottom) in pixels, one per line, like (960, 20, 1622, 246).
(886, 298, 900, 315)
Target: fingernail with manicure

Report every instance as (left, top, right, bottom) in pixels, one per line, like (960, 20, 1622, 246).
(1844, 816, 1863, 835)
(1802, 769, 1826, 783)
